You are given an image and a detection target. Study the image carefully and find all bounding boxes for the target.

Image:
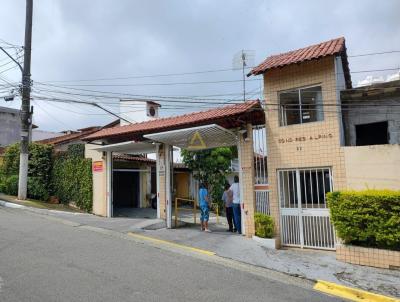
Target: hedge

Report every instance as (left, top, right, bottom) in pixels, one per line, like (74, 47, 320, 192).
(0, 143, 92, 212)
(327, 190, 400, 251)
(0, 143, 53, 200)
(254, 213, 274, 238)
(51, 144, 92, 212)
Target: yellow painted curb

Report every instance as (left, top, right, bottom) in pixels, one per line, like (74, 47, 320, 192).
(314, 280, 399, 302)
(128, 232, 216, 256)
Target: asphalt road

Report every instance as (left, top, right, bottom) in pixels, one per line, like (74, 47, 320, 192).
(0, 206, 342, 302)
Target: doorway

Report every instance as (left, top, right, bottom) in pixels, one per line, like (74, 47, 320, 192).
(113, 171, 140, 209)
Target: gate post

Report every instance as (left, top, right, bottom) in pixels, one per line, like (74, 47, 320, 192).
(157, 144, 166, 220)
(238, 123, 256, 238)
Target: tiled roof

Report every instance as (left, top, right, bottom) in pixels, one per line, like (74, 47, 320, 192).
(249, 37, 348, 76)
(38, 127, 101, 145)
(84, 100, 264, 141)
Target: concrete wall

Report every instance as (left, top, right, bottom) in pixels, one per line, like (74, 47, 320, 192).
(264, 56, 347, 240)
(344, 144, 400, 190)
(0, 107, 21, 147)
(85, 143, 107, 216)
(342, 98, 400, 146)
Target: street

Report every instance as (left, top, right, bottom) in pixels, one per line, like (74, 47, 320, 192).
(0, 207, 342, 302)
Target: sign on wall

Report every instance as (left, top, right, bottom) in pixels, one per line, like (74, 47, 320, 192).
(92, 161, 103, 172)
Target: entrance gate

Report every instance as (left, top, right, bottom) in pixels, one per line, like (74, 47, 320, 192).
(278, 168, 336, 250)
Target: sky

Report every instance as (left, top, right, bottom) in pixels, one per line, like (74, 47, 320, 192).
(0, 0, 399, 132)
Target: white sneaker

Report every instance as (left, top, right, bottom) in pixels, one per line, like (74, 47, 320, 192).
(204, 228, 212, 233)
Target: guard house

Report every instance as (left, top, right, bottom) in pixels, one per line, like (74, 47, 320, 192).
(249, 37, 400, 250)
(84, 101, 265, 237)
(249, 37, 351, 249)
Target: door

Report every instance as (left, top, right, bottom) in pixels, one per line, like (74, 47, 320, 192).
(113, 171, 140, 208)
(278, 168, 336, 250)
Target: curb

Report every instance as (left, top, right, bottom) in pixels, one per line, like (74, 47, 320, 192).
(0, 199, 26, 209)
(314, 280, 399, 302)
(128, 232, 216, 256)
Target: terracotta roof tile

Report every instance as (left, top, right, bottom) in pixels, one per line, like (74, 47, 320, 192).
(84, 100, 263, 141)
(250, 37, 346, 75)
(37, 127, 101, 145)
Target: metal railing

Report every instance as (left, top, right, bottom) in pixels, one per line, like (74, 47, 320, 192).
(174, 198, 221, 227)
(255, 189, 270, 215)
(174, 197, 196, 227)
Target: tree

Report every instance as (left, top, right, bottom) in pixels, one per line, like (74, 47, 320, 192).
(181, 147, 235, 209)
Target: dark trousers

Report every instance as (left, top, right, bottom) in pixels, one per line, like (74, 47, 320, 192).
(225, 207, 234, 231)
(232, 203, 242, 234)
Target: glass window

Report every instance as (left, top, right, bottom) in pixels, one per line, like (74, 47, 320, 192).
(279, 86, 323, 126)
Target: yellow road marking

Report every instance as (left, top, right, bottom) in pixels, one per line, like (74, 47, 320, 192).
(128, 232, 216, 256)
(314, 280, 399, 302)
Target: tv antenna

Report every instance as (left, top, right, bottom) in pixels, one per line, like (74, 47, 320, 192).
(233, 50, 255, 102)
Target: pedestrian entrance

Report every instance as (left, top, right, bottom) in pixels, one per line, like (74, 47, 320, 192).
(278, 168, 336, 250)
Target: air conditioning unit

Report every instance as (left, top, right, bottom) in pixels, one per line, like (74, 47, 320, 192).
(146, 102, 160, 118)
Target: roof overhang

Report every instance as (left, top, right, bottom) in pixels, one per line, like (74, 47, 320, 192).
(144, 124, 237, 151)
(92, 141, 157, 154)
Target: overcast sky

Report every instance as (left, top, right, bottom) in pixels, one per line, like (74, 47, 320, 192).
(0, 0, 399, 132)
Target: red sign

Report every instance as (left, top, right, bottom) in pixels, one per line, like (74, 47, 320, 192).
(92, 161, 103, 172)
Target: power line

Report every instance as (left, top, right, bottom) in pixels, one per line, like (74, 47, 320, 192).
(35, 50, 400, 83)
(348, 50, 400, 58)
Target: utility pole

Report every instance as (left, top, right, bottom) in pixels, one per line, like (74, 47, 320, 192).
(18, 0, 33, 200)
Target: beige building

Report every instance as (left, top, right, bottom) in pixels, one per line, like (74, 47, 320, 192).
(249, 37, 400, 249)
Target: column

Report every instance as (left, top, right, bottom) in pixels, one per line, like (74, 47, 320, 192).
(238, 123, 256, 237)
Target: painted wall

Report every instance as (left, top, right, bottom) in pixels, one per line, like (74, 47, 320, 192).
(344, 144, 400, 190)
(85, 143, 107, 216)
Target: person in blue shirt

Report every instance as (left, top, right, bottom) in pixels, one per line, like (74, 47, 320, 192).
(198, 183, 211, 232)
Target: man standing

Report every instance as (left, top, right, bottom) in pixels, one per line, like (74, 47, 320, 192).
(230, 176, 241, 234)
(198, 183, 211, 232)
(222, 183, 234, 232)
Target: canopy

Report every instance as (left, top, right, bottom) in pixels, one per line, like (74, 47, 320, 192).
(144, 124, 237, 150)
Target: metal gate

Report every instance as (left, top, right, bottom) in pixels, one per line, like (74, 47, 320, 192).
(278, 168, 336, 250)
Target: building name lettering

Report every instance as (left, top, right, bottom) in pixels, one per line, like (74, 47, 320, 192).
(278, 133, 333, 144)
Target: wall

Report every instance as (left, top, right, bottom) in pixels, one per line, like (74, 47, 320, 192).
(342, 98, 400, 146)
(0, 108, 21, 147)
(85, 143, 107, 216)
(344, 144, 400, 190)
(264, 56, 347, 240)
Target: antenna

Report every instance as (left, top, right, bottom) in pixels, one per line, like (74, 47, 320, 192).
(233, 50, 255, 102)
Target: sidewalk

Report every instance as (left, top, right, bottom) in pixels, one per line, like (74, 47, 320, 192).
(1, 199, 399, 299)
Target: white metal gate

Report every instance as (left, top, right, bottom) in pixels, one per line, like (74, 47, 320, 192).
(278, 168, 336, 250)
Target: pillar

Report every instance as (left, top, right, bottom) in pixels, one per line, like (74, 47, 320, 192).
(238, 123, 256, 237)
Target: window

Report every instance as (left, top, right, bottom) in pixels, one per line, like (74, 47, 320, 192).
(279, 86, 323, 126)
(355, 121, 389, 146)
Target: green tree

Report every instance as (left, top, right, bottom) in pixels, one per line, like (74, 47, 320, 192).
(181, 147, 235, 209)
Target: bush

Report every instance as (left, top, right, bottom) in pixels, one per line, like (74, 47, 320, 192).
(254, 213, 274, 238)
(0, 143, 53, 200)
(28, 177, 49, 201)
(327, 190, 400, 251)
(51, 145, 92, 212)
(3, 175, 19, 196)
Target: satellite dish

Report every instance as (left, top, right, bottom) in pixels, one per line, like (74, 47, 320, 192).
(232, 50, 255, 102)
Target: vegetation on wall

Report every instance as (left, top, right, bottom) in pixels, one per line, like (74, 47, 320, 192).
(0, 143, 92, 212)
(181, 147, 235, 209)
(254, 213, 274, 238)
(51, 144, 93, 212)
(327, 190, 400, 251)
(0, 143, 53, 200)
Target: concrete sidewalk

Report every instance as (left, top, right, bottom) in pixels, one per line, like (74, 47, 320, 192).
(1, 199, 399, 299)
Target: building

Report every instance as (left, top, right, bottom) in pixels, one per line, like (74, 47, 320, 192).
(84, 101, 265, 235)
(249, 37, 400, 250)
(0, 106, 21, 148)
